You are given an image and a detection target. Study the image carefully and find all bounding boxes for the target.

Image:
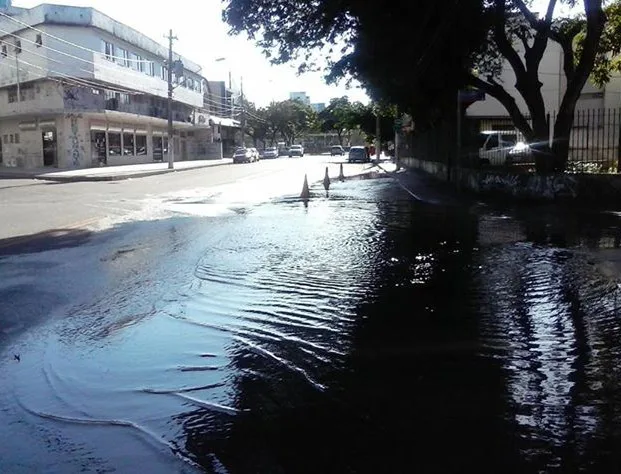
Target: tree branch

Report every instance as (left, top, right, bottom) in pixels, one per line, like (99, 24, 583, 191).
(492, 0, 527, 83)
(559, 0, 606, 116)
(467, 73, 533, 139)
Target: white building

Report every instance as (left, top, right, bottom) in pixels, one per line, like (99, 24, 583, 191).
(290, 91, 310, 105)
(467, 41, 621, 120)
(0, 2, 232, 169)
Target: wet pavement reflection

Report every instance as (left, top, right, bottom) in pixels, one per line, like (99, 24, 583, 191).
(2, 174, 621, 472)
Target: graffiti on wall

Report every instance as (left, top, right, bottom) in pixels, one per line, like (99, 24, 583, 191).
(66, 113, 84, 168)
(478, 172, 578, 200)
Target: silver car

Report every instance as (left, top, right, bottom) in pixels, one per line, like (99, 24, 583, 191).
(263, 147, 279, 159)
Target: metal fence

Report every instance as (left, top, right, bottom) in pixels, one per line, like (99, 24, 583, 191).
(403, 108, 621, 174)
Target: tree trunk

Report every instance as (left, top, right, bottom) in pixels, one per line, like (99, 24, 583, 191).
(551, 108, 574, 171)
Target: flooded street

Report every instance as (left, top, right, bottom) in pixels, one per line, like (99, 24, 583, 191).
(2, 171, 621, 473)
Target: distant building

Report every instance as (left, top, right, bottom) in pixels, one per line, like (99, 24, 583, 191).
(290, 91, 310, 105)
(311, 103, 326, 113)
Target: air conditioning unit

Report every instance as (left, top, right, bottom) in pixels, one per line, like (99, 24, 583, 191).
(197, 114, 207, 124)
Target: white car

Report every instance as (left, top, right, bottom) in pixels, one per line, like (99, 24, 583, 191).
(288, 144, 304, 157)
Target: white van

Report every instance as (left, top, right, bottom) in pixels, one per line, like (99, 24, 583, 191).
(479, 130, 530, 166)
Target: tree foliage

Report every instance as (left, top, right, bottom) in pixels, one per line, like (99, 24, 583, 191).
(243, 99, 317, 146)
(223, 0, 488, 126)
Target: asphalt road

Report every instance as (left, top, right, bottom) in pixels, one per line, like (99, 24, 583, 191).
(0, 155, 371, 246)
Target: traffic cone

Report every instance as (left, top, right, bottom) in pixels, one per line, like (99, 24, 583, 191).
(323, 166, 330, 191)
(338, 163, 345, 181)
(300, 174, 310, 200)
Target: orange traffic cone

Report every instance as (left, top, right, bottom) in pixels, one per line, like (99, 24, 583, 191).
(323, 167, 330, 191)
(338, 163, 345, 181)
(300, 174, 310, 200)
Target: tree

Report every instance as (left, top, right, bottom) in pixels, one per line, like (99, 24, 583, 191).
(243, 101, 269, 147)
(318, 96, 362, 145)
(469, 0, 607, 172)
(223, 0, 488, 128)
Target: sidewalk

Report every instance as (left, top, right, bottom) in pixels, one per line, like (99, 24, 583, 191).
(0, 159, 233, 182)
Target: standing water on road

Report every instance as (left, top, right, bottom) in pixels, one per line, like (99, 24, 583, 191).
(2, 174, 621, 473)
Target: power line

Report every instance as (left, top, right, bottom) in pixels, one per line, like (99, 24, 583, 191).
(0, 37, 61, 65)
(0, 26, 160, 89)
(0, 10, 154, 65)
(5, 52, 144, 94)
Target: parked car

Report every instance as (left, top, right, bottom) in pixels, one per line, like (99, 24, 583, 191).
(249, 147, 260, 161)
(233, 147, 258, 163)
(348, 146, 370, 163)
(288, 144, 304, 157)
(478, 130, 531, 166)
(263, 147, 279, 159)
(330, 145, 345, 156)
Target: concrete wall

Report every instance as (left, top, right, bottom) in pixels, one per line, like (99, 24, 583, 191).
(397, 156, 621, 204)
(0, 80, 64, 118)
(0, 117, 47, 167)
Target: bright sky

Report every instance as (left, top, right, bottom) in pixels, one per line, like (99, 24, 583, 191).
(13, 0, 370, 107)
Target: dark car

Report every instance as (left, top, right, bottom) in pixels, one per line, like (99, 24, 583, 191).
(233, 147, 257, 163)
(330, 145, 344, 156)
(348, 146, 370, 163)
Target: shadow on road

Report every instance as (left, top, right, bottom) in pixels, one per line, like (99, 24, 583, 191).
(0, 228, 94, 257)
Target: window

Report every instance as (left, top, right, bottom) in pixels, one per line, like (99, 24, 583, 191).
(123, 132, 135, 156)
(7, 86, 17, 103)
(14, 39, 21, 54)
(102, 40, 114, 61)
(108, 132, 121, 156)
(19, 83, 35, 101)
(147, 61, 155, 76)
(131, 53, 141, 72)
(1, 45, 6, 58)
(153, 136, 163, 160)
(196, 81, 202, 93)
(116, 47, 130, 67)
(186, 77, 193, 89)
(35, 34, 42, 47)
(14, 133, 19, 144)
(119, 93, 130, 105)
(161, 66, 168, 81)
(136, 134, 147, 155)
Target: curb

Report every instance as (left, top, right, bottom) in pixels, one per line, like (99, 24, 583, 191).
(3, 160, 233, 183)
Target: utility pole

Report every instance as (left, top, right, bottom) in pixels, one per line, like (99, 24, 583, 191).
(375, 107, 381, 161)
(455, 89, 461, 187)
(229, 70, 233, 118)
(240, 76, 245, 148)
(15, 46, 20, 102)
(166, 29, 177, 170)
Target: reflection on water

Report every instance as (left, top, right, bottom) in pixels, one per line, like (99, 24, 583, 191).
(3, 178, 621, 472)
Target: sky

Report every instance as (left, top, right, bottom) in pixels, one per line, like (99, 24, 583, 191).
(13, 0, 370, 107)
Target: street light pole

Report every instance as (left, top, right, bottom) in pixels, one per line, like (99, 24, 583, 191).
(240, 76, 245, 148)
(375, 108, 381, 161)
(166, 29, 177, 170)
